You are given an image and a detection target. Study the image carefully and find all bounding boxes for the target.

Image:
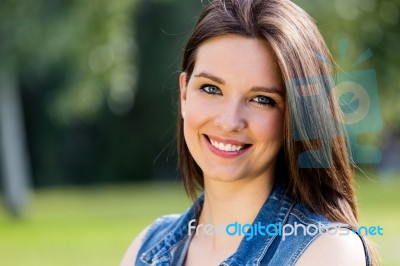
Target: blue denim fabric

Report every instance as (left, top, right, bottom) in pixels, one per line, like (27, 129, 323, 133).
(135, 184, 371, 265)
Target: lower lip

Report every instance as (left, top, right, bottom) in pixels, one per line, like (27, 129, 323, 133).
(204, 135, 250, 159)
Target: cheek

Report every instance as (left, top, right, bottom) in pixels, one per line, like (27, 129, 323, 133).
(183, 96, 211, 142)
(252, 110, 284, 143)
(184, 91, 216, 129)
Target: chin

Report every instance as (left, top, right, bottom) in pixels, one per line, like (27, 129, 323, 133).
(203, 170, 246, 183)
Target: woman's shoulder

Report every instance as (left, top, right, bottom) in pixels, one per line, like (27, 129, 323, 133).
(296, 227, 367, 265)
(119, 214, 182, 266)
(286, 201, 367, 265)
(269, 194, 368, 265)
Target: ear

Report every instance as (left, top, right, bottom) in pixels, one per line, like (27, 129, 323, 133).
(179, 72, 188, 117)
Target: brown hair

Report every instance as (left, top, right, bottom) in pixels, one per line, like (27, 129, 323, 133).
(177, 0, 378, 264)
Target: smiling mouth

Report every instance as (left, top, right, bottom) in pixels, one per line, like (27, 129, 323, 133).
(205, 135, 252, 152)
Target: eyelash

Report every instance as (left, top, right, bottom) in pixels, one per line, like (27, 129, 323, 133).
(199, 84, 277, 107)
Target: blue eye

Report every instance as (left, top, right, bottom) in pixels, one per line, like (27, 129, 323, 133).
(253, 96, 276, 106)
(200, 85, 222, 95)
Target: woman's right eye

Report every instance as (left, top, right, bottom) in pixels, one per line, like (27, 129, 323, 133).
(200, 84, 222, 95)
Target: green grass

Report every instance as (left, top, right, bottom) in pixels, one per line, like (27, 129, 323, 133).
(356, 176, 400, 265)
(0, 177, 399, 266)
(0, 182, 191, 266)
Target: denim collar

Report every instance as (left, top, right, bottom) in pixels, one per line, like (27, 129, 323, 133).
(141, 184, 294, 266)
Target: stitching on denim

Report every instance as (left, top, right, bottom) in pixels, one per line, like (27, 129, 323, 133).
(254, 200, 294, 266)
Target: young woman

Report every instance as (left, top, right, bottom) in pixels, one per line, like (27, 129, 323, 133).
(121, 0, 379, 265)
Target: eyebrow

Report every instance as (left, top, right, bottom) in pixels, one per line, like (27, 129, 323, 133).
(194, 72, 225, 85)
(250, 86, 284, 97)
(194, 71, 283, 97)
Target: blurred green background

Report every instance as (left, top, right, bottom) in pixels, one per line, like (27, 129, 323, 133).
(0, 0, 399, 265)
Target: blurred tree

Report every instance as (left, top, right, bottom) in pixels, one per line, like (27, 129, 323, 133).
(0, 62, 31, 216)
(0, 0, 137, 215)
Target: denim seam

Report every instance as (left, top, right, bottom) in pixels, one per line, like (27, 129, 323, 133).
(253, 200, 294, 266)
(289, 210, 325, 225)
(140, 215, 181, 264)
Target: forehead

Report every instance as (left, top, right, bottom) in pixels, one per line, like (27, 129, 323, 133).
(193, 34, 283, 89)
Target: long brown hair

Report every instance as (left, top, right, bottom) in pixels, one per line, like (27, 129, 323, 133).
(177, 0, 378, 264)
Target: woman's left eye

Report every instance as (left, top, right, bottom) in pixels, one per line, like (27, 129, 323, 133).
(252, 96, 276, 106)
(200, 85, 222, 95)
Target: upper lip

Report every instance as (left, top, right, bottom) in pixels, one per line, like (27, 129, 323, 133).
(205, 134, 251, 146)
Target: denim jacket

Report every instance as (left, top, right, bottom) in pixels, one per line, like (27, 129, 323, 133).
(135, 184, 371, 266)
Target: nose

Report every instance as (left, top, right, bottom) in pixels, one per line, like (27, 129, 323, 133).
(214, 99, 247, 132)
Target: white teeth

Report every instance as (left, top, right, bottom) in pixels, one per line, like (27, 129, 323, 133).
(224, 144, 232, 152)
(232, 145, 241, 151)
(209, 139, 244, 152)
(218, 142, 224, 150)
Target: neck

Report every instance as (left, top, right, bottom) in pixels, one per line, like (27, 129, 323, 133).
(199, 175, 274, 228)
(191, 175, 274, 256)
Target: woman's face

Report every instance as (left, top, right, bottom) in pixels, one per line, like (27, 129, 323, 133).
(180, 34, 285, 183)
